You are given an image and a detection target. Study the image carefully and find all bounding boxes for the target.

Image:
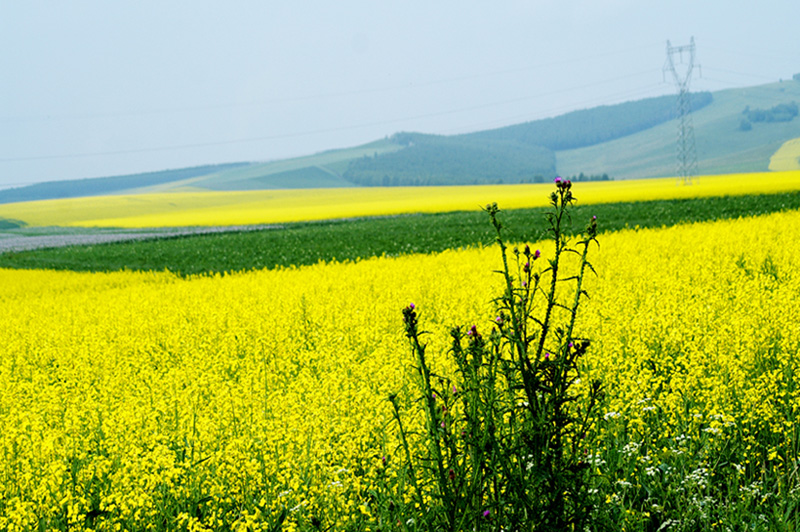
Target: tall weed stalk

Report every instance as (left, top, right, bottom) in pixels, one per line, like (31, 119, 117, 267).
(384, 179, 603, 531)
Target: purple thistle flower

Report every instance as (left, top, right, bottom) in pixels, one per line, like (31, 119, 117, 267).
(483, 509, 490, 517)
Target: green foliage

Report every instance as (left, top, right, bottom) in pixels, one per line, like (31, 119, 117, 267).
(382, 181, 603, 530)
(0, 218, 25, 229)
(2, 191, 800, 275)
(11, 82, 800, 198)
(465, 93, 713, 151)
(558, 81, 800, 179)
(344, 94, 712, 187)
(565, 172, 611, 182)
(212, 165, 355, 190)
(343, 134, 555, 186)
(742, 102, 798, 124)
(0, 163, 252, 204)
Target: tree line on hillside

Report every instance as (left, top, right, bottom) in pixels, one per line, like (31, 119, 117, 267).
(342, 93, 711, 187)
(343, 135, 556, 186)
(463, 92, 713, 150)
(739, 102, 798, 131)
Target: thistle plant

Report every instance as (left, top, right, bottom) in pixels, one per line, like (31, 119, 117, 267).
(385, 179, 603, 531)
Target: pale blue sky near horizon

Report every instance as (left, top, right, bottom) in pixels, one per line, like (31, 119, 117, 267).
(1, 0, 798, 188)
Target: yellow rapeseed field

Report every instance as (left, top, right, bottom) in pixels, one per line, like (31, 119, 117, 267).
(1, 208, 799, 529)
(1, 170, 799, 228)
(769, 137, 800, 171)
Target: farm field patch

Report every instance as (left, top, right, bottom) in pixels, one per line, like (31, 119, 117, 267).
(770, 137, 800, 171)
(1, 206, 799, 530)
(3, 190, 800, 276)
(1, 170, 799, 228)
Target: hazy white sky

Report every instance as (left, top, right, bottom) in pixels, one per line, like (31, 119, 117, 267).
(1, 0, 798, 188)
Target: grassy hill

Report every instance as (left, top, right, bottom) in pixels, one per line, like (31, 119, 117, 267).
(557, 81, 800, 179)
(0, 162, 251, 204)
(342, 133, 556, 186)
(0, 141, 401, 204)
(120, 139, 402, 194)
(2, 80, 799, 204)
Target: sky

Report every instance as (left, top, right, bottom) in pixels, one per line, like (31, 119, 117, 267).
(1, 1, 798, 189)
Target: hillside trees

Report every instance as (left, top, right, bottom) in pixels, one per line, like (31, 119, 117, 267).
(739, 101, 798, 132)
(343, 93, 712, 187)
(343, 134, 555, 186)
(463, 92, 713, 150)
(742, 102, 798, 123)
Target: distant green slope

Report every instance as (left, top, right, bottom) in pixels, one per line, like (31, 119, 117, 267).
(464, 92, 713, 150)
(343, 133, 556, 186)
(0, 163, 251, 204)
(4, 81, 799, 204)
(557, 81, 800, 179)
(120, 140, 402, 193)
(340, 93, 712, 186)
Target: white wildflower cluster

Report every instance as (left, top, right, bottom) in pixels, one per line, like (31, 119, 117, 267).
(604, 411, 621, 420)
(622, 441, 641, 456)
(682, 467, 709, 489)
(646, 462, 671, 477)
(656, 518, 681, 531)
(290, 500, 308, 513)
(586, 453, 606, 468)
(742, 481, 763, 498)
(687, 495, 715, 520)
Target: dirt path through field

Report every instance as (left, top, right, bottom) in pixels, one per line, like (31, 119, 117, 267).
(0, 225, 279, 253)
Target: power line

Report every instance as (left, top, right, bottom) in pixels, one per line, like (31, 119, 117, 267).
(703, 66, 780, 82)
(440, 82, 670, 135)
(0, 43, 664, 124)
(0, 70, 663, 163)
(664, 37, 699, 183)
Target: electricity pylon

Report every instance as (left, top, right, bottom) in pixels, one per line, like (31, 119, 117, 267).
(664, 37, 698, 184)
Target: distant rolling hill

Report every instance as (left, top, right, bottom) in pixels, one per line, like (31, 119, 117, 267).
(2, 79, 800, 204)
(558, 80, 800, 179)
